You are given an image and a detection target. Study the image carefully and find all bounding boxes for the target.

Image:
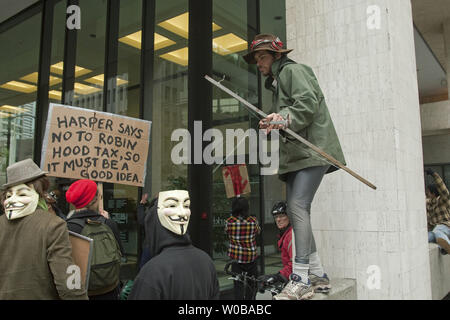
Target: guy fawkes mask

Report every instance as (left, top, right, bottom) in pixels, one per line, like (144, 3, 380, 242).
(4, 184, 39, 220)
(157, 190, 191, 235)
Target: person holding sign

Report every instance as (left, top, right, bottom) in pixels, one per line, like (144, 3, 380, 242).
(65, 179, 123, 300)
(0, 159, 87, 300)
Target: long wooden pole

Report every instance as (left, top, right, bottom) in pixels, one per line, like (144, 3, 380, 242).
(204, 75, 377, 190)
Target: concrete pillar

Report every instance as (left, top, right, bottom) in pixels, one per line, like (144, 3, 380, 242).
(443, 19, 450, 93)
(286, 0, 431, 299)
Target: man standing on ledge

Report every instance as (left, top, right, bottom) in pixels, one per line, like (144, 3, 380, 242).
(243, 34, 346, 300)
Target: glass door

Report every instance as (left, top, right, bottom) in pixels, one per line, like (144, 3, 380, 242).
(211, 0, 261, 292)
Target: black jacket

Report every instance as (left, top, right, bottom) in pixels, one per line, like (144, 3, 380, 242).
(66, 209, 124, 255)
(128, 202, 220, 300)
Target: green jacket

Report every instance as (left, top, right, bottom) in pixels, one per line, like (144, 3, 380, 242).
(0, 209, 88, 300)
(266, 56, 346, 181)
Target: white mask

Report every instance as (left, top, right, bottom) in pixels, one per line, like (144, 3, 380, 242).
(157, 190, 191, 235)
(4, 184, 39, 220)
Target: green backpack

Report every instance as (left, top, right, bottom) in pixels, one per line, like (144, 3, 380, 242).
(68, 217, 122, 296)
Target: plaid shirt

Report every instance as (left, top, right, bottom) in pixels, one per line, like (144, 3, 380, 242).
(225, 215, 260, 263)
(426, 172, 450, 230)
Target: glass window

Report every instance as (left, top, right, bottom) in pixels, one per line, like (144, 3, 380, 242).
(211, 0, 261, 292)
(116, 0, 142, 118)
(51, 0, 107, 219)
(259, 0, 287, 281)
(65, 0, 107, 110)
(151, 0, 189, 195)
(48, 0, 66, 104)
(106, 0, 143, 281)
(0, 11, 42, 184)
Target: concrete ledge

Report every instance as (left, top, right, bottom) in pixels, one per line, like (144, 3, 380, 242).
(255, 278, 357, 300)
(311, 278, 357, 300)
(429, 243, 450, 300)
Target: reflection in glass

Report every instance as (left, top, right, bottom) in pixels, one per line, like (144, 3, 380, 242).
(158, 12, 222, 39)
(259, 0, 288, 282)
(105, 0, 143, 280)
(0, 11, 41, 183)
(159, 47, 188, 66)
(151, 0, 189, 196)
(47, 0, 66, 104)
(213, 33, 247, 56)
(119, 31, 176, 51)
(64, 0, 106, 111)
(211, 0, 261, 292)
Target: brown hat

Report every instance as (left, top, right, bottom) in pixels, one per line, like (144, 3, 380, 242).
(243, 34, 293, 64)
(2, 158, 48, 189)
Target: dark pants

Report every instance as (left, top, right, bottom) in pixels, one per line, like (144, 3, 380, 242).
(231, 260, 258, 300)
(89, 285, 120, 300)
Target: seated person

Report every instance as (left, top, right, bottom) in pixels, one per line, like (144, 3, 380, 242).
(425, 169, 450, 255)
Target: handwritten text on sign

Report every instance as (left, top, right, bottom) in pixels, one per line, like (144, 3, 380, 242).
(41, 104, 151, 186)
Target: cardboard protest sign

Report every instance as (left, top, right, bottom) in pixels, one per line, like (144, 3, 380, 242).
(41, 103, 152, 187)
(222, 164, 251, 198)
(68, 231, 93, 289)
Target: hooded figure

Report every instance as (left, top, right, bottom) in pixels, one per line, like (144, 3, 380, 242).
(128, 190, 220, 300)
(0, 159, 87, 299)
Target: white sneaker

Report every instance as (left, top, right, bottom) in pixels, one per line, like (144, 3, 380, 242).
(273, 274, 314, 300)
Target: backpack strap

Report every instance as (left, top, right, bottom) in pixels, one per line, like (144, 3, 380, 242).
(66, 217, 86, 232)
(97, 216, 107, 224)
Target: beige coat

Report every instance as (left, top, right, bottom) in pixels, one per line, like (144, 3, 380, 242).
(0, 209, 87, 299)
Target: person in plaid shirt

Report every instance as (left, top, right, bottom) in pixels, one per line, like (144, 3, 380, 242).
(225, 197, 261, 299)
(425, 169, 450, 255)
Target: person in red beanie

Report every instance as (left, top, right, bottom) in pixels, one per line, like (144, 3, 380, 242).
(65, 179, 124, 300)
(66, 179, 98, 210)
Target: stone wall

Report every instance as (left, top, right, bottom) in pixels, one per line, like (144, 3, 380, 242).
(285, 0, 431, 299)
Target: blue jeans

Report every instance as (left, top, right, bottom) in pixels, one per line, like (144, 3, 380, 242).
(428, 224, 450, 249)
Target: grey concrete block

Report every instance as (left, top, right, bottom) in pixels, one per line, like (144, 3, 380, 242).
(312, 278, 357, 300)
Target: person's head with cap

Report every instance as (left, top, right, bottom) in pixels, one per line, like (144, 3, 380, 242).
(66, 179, 99, 211)
(271, 201, 290, 231)
(1, 158, 49, 220)
(243, 34, 293, 76)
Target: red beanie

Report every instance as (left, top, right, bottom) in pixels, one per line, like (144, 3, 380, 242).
(66, 179, 98, 209)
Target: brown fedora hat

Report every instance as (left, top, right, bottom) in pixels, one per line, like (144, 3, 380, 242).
(243, 34, 293, 64)
(2, 158, 48, 189)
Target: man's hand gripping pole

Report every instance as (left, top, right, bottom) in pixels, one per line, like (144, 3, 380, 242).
(204, 75, 377, 190)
